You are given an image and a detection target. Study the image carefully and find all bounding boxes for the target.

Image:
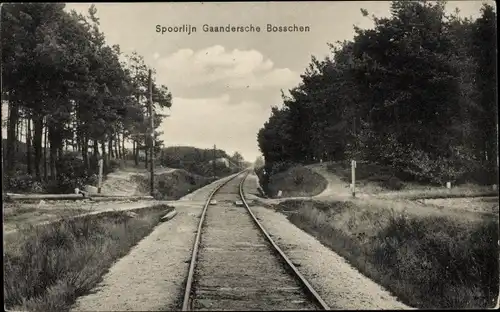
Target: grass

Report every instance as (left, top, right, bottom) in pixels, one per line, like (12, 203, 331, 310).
(274, 199, 499, 309)
(323, 161, 498, 197)
(379, 184, 499, 200)
(266, 165, 328, 198)
(3, 204, 173, 312)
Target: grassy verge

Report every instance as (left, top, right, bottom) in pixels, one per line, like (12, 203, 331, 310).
(4, 204, 173, 312)
(274, 199, 499, 309)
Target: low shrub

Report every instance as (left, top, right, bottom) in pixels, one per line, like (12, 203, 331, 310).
(283, 200, 499, 309)
(292, 172, 304, 185)
(383, 176, 405, 190)
(6, 173, 37, 193)
(4, 205, 171, 312)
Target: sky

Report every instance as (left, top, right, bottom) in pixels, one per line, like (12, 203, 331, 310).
(2, 1, 494, 161)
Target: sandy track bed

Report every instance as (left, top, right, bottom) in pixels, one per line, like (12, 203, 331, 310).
(71, 175, 235, 311)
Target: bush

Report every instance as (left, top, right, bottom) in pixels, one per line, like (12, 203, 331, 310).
(6, 173, 37, 193)
(326, 162, 339, 173)
(44, 154, 94, 194)
(293, 172, 304, 185)
(106, 159, 120, 174)
(383, 176, 405, 190)
(270, 160, 294, 175)
(30, 181, 44, 193)
(4, 205, 170, 311)
(285, 200, 499, 309)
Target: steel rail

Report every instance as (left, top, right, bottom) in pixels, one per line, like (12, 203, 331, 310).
(238, 170, 331, 310)
(181, 170, 248, 311)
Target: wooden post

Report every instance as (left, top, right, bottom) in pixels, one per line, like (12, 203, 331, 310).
(97, 159, 103, 194)
(351, 159, 356, 198)
(149, 68, 155, 197)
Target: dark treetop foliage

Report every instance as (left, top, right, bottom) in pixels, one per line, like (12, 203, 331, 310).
(257, 1, 497, 185)
(2, 3, 172, 192)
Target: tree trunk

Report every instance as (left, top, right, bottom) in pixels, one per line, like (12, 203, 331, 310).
(93, 139, 99, 169)
(43, 120, 48, 180)
(72, 121, 76, 152)
(101, 140, 107, 173)
(133, 140, 138, 166)
(48, 125, 58, 180)
(145, 146, 149, 169)
(108, 137, 113, 159)
(115, 134, 120, 159)
(16, 118, 20, 153)
(57, 144, 64, 179)
(113, 134, 121, 159)
(6, 101, 19, 175)
(122, 133, 126, 160)
(33, 115, 44, 180)
(82, 136, 89, 170)
(27, 116, 32, 175)
(76, 122, 81, 152)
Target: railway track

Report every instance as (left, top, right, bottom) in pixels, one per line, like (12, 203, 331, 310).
(182, 170, 329, 311)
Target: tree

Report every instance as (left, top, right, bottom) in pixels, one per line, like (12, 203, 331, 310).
(254, 156, 265, 168)
(231, 151, 245, 169)
(1, 3, 174, 192)
(257, 0, 497, 185)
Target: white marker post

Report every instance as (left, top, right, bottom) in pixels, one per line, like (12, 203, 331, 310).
(351, 159, 356, 198)
(97, 159, 103, 194)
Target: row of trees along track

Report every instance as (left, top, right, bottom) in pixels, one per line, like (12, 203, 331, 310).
(257, 1, 498, 187)
(182, 171, 329, 311)
(2, 4, 172, 191)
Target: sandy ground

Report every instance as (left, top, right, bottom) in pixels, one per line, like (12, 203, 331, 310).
(3, 200, 174, 237)
(70, 175, 237, 312)
(3, 167, 181, 235)
(251, 164, 372, 206)
(100, 167, 177, 196)
(244, 173, 412, 310)
(256, 164, 498, 217)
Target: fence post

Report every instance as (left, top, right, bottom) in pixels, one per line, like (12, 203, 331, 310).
(98, 159, 103, 194)
(351, 159, 356, 198)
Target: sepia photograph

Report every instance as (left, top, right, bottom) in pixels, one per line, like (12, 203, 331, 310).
(1, 1, 498, 311)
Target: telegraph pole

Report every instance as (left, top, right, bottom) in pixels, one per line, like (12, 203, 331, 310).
(148, 69, 155, 197)
(213, 144, 216, 178)
(352, 114, 356, 198)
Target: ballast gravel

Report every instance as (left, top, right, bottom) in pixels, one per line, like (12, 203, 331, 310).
(244, 172, 412, 310)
